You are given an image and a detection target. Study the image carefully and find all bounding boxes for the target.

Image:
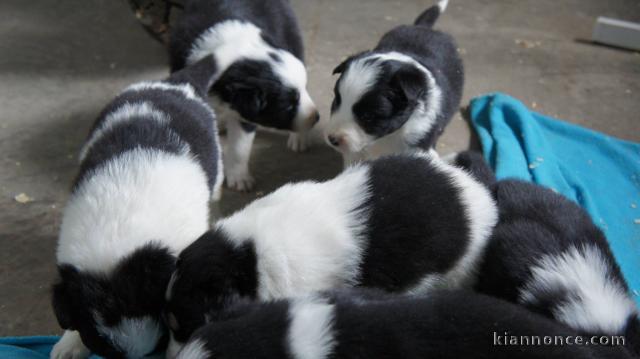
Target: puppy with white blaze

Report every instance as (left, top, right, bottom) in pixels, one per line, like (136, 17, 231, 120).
(169, 0, 320, 191)
(163, 151, 498, 357)
(50, 56, 224, 359)
(449, 152, 640, 356)
(175, 289, 634, 359)
(326, 0, 463, 166)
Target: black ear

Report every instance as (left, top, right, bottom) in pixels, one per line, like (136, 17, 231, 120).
(112, 243, 176, 311)
(332, 52, 368, 75)
(51, 266, 79, 330)
(224, 82, 266, 118)
(389, 66, 426, 104)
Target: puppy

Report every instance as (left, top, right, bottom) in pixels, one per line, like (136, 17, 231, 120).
(50, 56, 223, 359)
(164, 151, 498, 356)
(449, 152, 640, 356)
(325, 0, 463, 166)
(170, 0, 319, 191)
(176, 289, 634, 359)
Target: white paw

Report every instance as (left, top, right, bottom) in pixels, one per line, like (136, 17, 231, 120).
(50, 331, 90, 359)
(225, 169, 255, 192)
(287, 133, 310, 153)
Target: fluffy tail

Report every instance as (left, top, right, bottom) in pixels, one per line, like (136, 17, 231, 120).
(166, 55, 219, 97)
(446, 151, 497, 188)
(414, 0, 449, 28)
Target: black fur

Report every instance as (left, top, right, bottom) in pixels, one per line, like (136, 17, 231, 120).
(331, 3, 463, 149)
(358, 155, 469, 290)
(183, 289, 633, 359)
(52, 58, 221, 357)
(165, 229, 258, 343)
(52, 244, 175, 358)
(451, 150, 497, 187)
(165, 153, 491, 345)
(169, 0, 312, 132)
(169, 0, 303, 71)
(76, 56, 221, 193)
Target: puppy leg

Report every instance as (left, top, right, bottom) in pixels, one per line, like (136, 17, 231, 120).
(287, 132, 310, 152)
(224, 118, 256, 191)
(50, 330, 90, 359)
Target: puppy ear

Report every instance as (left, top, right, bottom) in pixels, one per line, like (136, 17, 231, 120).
(51, 266, 79, 330)
(224, 82, 266, 118)
(332, 52, 368, 75)
(389, 66, 426, 104)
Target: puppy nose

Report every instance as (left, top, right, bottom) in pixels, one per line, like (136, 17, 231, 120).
(327, 135, 341, 147)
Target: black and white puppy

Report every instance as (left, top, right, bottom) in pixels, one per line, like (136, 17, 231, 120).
(50, 56, 223, 359)
(175, 289, 634, 359)
(326, 0, 463, 166)
(164, 151, 498, 356)
(170, 0, 319, 191)
(449, 153, 640, 356)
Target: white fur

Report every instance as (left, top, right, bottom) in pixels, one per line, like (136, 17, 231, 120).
(222, 116, 256, 191)
(216, 164, 372, 299)
(124, 81, 224, 200)
(126, 82, 198, 101)
(57, 148, 210, 274)
(438, 0, 449, 12)
(408, 151, 498, 293)
(95, 315, 162, 358)
(50, 330, 90, 359)
(326, 52, 442, 166)
(188, 20, 316, 131)
(288, 297, 336, 359)
(520, 244, 638, 334)
(175, 339, 209, 359)
(79, 102, 170, 162)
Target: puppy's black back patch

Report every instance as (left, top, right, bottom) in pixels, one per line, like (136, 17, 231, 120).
(358, 155, 469, 291)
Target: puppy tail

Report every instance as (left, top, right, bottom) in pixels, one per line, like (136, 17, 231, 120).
(446, 151, 497, 188)
(166, 55, 220, 97)
(414, 0, 449, 28)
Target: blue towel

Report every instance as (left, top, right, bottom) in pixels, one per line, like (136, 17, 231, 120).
(470, 93, 640, 305)
(0, 336, 103, 358)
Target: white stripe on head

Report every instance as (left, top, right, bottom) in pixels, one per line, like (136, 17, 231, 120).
(188, 20, 316, 130)
(79, 102, 170, 162)
(327, 52, 441, 154)
(175, 338, 209, 359)
(58, 149, 210, 273)
(288, 296, 336, 359)
(520, 244, 638, 334)
(216, 164, 372, 299)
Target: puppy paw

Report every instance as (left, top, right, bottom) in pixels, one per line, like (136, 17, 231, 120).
(225, 169, 255, 192)
(287, 133, 310, 153)
(50, 331, 90, 359)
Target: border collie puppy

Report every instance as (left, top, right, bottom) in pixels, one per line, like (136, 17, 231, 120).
(169, 0, 319, 191)
(175, 289, 634, 359)
(450, 153, 640, 356)
(325, 0, 463, 166)
(164, 151, 498, 356)
(50, 56, 223, 359)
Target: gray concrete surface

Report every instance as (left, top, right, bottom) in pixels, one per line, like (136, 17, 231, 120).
(0, 0, 639, 336)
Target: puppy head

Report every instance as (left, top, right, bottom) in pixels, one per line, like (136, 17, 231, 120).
(213, 57, 319, 132)
(164, 229, 257, 357)
(326, 53, 427, 153)
(51, 244, 175, 358)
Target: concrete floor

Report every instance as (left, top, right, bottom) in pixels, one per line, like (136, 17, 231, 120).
(1, 0, 639, 336)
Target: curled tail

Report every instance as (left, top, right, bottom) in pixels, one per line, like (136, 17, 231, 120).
(414, 0, 449, 28)
(166, 55, 219, 97)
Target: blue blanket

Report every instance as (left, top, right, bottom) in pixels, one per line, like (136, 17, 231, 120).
(470, 93, 640, 305)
